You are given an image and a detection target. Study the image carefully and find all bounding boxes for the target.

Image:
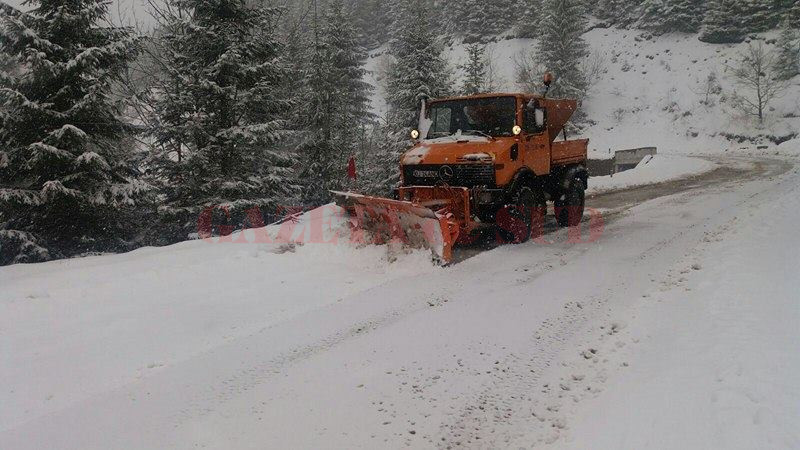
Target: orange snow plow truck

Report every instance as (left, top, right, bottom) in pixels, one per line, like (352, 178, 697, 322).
(332, 77, 588, 264)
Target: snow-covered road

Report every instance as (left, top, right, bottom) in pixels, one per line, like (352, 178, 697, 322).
(1, 155, 798, 449)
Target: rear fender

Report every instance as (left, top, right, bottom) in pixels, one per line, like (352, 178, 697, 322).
(562, 164, 588, 190)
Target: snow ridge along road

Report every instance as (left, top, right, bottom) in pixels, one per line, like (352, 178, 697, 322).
(1, 155, 797, 449)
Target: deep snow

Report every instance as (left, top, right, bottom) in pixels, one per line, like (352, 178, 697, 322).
(562, 161, 800, 449)
(1, 155, 797, 449)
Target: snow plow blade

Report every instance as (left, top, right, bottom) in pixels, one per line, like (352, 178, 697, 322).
(330, 191, 459, 264)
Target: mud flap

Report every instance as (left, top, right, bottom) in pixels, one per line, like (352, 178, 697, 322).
(331, 191, 459, 264)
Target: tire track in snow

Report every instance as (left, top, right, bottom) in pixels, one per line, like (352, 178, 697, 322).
(167, 282, 463, 429)
(432, 156, 795, 447)
(433, 295, 611, 448)
(157, 156, 800, 442)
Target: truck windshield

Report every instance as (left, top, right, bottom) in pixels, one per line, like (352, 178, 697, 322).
(423, 96, 516, 139)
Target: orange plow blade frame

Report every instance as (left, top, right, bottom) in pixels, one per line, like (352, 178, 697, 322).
(330, 190, 460, 264)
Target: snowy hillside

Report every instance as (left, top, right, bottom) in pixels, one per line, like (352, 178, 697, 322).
(366, 27, 800, 158)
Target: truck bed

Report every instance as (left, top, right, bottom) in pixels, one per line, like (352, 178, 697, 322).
(551, 139, 588, 166)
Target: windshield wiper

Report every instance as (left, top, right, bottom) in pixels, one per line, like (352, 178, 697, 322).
(427, 131, 450, 137)
(463, 129, 495, 140)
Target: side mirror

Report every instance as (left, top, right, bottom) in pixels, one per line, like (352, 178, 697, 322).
(524, 101, 546, 133)
(418, 98, 431, 139)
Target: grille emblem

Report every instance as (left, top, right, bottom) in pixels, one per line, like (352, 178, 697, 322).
(412, 170, 437, 178)
(438, 165, 454, 180)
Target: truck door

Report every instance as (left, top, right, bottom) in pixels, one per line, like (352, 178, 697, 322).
(522, 101, 551, 176)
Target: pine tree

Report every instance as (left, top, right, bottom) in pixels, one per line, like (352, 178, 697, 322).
(366, 0, 452, 194)
(639, 0, 705, 34)
(462, 0, 492, 43)
(536, 0, 590, 99)
(786, 0, 800, 29)
(595, 0, 643, 28)
(147, 0, 295, 237)
(459, 44, 489, 95)
(385, 0, 452, 128)
(351, 0, 393, 50)
(516, 0, 542, 38)
(743, 0, 779, 32)
(298, 0, 373, 206)
(700, 0, 747, 43)
(488, 0, 517, 36)
(0, 50, 14, 74)
(776, 20, 800, 80)
(0, 0, 145, 264)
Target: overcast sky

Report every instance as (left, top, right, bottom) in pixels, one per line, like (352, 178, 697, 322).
(4, 0, 158, 28)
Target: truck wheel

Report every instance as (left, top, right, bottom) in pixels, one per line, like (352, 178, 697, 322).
(555, 179, 585, 227)
(496, 186, 545, 244)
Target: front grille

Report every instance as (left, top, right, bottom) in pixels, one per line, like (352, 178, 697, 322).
(403, 164, 495, 188)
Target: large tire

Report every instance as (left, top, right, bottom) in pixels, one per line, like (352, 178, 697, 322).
(555, 179, 585, 227)
(496, 185, 546, 244)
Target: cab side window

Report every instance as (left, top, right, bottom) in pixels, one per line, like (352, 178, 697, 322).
(523, 102, 546, 134)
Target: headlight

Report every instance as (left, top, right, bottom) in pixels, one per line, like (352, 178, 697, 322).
(410, 129, 420, 139)
(512, 125, 521, 135)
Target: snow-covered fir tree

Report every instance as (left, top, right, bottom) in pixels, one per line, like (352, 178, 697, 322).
(297, 0, 373, 206)
(147, 0, 295, 236)
(385, 0, 452, 128)
(0, 0, 145, 264)
(594, 0, 643, 28)
(364, 0, 452, 194)
(700, 0, 747, 43)
(775, 19, 800, 80)
(639, 0, 706, 34)
(0, 49, 14, 74)
(486, 0, 517, 36)
(516, 0, 542, 38)
(439, 0, 513, 43)
(742, 0, 781, 32)
(786, 0, 800, 29)
(460, 0, 492, 43)
(459, 44, 489, 95)
(536, 0, 590, 99)
(350, 0, 393, 50)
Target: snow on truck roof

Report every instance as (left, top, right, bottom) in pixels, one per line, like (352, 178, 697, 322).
(429, 93, 530, 102)
(428, 92, 579, 103)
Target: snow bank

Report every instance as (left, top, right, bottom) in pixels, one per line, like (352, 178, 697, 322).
(588, 154, 716, 193)
(775, 138, 800, 157)
(0, 204, 437, 432)
(564, 163, 800, 450)
(3, 158, 797, 449)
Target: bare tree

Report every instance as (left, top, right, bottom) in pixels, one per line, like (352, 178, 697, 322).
(691, 71, 722, 107)
(483, 46, 505, 92)
(728, 42, 787, 123)
(513, 48, 544, 93)
(514, 47, 605, 97)
(581, 49, 608, 92)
